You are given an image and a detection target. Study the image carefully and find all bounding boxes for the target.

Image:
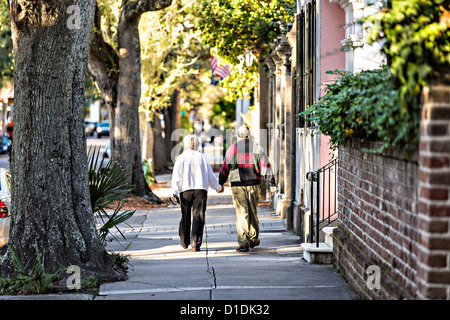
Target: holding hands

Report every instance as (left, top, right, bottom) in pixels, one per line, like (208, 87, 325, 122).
(217, 185, 224, 193)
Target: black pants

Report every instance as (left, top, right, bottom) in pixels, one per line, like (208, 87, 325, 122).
(179, 189, 207, 249)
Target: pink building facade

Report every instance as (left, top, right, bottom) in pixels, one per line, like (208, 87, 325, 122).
(264, 0, 345, 242)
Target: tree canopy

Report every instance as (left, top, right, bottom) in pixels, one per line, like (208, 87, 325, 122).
(197, 0, 296, 101)
(0, 0, 13, 86)
(139, 0, 205, 119)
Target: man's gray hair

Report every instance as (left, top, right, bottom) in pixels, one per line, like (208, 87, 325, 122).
(237, 124, 251, 139)
(183, 134, 200, 151)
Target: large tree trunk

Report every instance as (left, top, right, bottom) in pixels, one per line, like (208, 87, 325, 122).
(4, 0, 122, 280)
(88, 0, 171, 202)
(114, 14, 148, 194)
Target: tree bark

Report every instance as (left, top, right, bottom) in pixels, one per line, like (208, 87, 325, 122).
(4, 0, 122, 280)
(152, 112, 167, 173)
(88, 0, 171, 201)
(115, 11, 147, 194)
(164, 89, 181, 164)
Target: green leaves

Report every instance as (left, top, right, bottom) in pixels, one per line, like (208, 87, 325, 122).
(197, 0, 296, 101)
(140, 0, 206, 117)
(198, 0, 295, 65)
(0, 240, 62, 295)
(88, 147, 136, 245)
(365, 0, 450, 109)
(300, 67, 418, 156)
(0, 0, 13, 85)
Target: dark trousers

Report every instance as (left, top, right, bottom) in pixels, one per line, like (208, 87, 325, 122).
(179, 189, 208, 249)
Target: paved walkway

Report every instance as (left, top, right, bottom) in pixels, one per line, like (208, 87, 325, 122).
(0, 174, 359, 304)
(95, 179, 359, 301)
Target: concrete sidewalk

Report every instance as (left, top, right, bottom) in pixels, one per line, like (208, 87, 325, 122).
(0, 175, 359, 303)
(94, 181, 359, 300)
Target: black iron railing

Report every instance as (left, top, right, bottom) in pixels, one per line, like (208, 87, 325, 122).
(306, 157, 338, 247)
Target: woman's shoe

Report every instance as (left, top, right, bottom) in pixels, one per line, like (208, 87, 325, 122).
(192, 247, 200, 252)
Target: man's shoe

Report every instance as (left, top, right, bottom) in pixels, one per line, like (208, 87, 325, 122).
(236, 244, 249, 252)
(249, 239, 260, 248)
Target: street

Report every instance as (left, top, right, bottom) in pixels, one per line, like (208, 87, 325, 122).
(86, 136, 109, 149)
(0, 136, 110, 171)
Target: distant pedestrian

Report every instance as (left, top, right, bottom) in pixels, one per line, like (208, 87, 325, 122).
(171, 134, 224, 252)
(219, 124, 276, 252)
(200, 130, 206, 153)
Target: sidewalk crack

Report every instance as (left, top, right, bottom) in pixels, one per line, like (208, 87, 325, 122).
(205, 225, 217, 297)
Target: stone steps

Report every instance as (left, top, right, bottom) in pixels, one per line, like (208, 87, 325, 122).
(301, 227, 336, 264)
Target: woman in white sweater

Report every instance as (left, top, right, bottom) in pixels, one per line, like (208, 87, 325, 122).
(171, 134, 223, 251)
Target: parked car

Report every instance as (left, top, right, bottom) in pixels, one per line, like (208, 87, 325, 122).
(0, 137, 11, 154)
(0, 168, 11, 247)
(95, 121, 110, 138)
(85, 121, 98, 137)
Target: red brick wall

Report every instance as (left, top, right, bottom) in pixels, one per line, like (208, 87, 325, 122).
(417, 76, 450, 300)
(334, 74, 450, 300)
(334, 140, 419, 299)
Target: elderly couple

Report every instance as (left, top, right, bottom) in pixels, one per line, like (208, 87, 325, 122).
(171, 124, 276, 252)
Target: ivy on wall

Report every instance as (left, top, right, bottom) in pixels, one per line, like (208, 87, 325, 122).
(301, 67, 418, 156)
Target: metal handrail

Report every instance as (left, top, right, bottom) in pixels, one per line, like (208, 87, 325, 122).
(306, 157, 339, 247)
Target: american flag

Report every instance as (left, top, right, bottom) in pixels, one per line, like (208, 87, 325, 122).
(210, 54, 229, 80)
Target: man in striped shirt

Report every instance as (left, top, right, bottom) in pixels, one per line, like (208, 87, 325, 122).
(219, 125, 276, 252)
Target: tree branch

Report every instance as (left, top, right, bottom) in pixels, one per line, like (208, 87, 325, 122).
(88, 3, 119, 109)
(123, 0, 173, 21)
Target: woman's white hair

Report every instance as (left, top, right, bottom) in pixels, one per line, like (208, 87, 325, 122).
(183, 134, 200, 151)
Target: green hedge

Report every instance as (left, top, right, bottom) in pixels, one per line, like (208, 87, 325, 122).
(300, 67, 418, 157)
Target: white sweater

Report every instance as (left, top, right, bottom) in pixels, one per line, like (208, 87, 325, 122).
(171, 149, 221, 196)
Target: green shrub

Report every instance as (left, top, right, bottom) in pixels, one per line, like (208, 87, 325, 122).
(300, 66, 418, 156)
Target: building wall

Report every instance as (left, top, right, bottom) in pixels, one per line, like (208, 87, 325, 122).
(319, 0, 345, 165)
(320, 0, 345, 97)
(287, 0, 346, 239)
(318, 1, 345, 219)
(335, 140, 419, 299)
(334, 75, 450, 300)
(0, 84, 13, 136)
(333, 0, 386, 73)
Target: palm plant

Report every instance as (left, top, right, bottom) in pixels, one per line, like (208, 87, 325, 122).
(88, 147, 136, 245)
